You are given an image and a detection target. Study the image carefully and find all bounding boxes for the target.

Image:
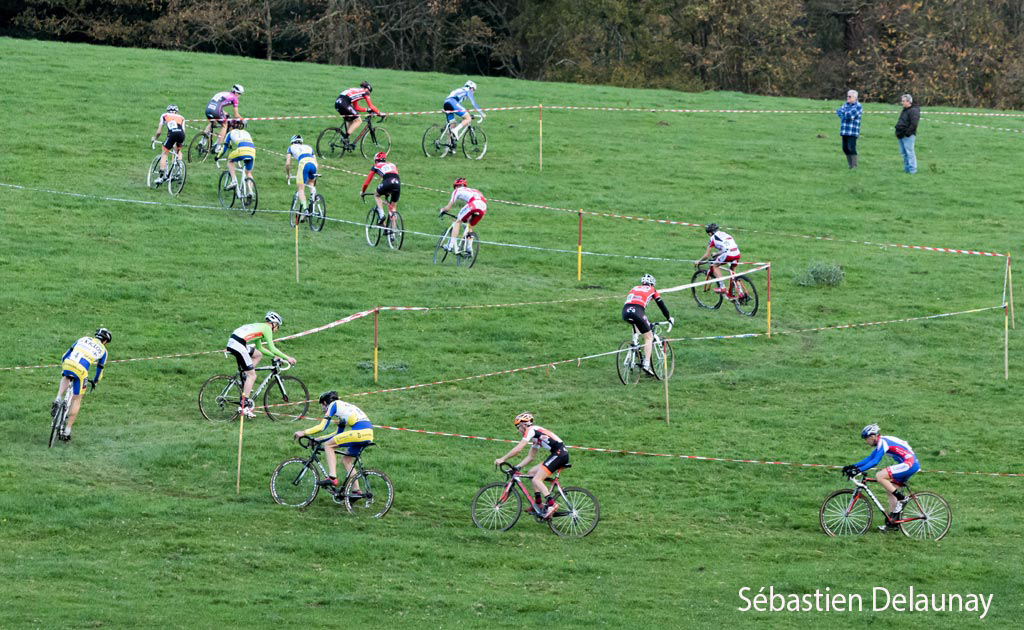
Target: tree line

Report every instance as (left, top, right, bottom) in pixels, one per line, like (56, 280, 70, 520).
(5, 0, 1024, 109)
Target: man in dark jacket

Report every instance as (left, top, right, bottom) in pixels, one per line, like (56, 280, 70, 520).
(895, 94, 920, 174)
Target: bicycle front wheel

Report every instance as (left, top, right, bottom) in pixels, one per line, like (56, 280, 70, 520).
(263, 374, 310, 422)
(289, 195, 300, 227)
(899, 491, 952, 541)
(456, 233, 479, 268)
(732, 276, 759, 317)
(616, 340, 641, 385)
(360, 127, 392, 159)
(691, 269, 723, 310)
(187, 132, 211, 163)
(168, 158, 186, 196)
(147, 155, 162, 188)
(344, 470, 394, 518)
(820, 489, 873, 536)
(548, 486, 600, 537)
(471, 482, 522, 531)
(198, 374, 241, 422)
(309, 195, 326, 232)
(365, 207, 383, 247)
(217, 171, 236, 210)
(422, 124, 450, 158)
(270, 458, 320, 507)
(316, 127, 346, 159)
(462, 126, 488, 160)
(242, 179, 258, 215)
(434, 227, 453, 264)
(652, 339, 675, 381)
(385, 211, 404, 250)
(48, 402, 67, 448)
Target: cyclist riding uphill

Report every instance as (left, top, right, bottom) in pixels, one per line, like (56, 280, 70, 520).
(842, 424, 920, 532)
(438, 177, 486, 254)
(622, 274, 674, 378)
(285, 134, 318, 215)
(206, 84, 244, 152)
(361, 151, 400, 224)
(334, 81, 380, 146)
(494, 413, 569, 519)
(443, 80, 484, 146)
(51, 327, 111, 441)
(293, 391, 374, 490)
(695, 223, 741, 296)
(219, 119, 256, 194)
(225, 312, 296, 418)
(151, 104, 185, 185)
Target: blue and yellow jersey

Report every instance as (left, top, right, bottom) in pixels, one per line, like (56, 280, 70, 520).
(302, 400, 372, 436)
(221, 129, 255, 161)
(61, 336, 108, 383)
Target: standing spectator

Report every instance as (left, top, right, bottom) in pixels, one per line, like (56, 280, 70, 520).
(836, 89, 863, 169)
(895, 94, 920, 174)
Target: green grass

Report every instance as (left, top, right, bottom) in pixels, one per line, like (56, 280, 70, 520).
(1, 37, 1022, 628)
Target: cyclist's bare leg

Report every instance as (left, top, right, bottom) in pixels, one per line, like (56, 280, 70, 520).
(448, 219, 463, 249)
(227, 160, 238, 186)
(453, 113, 472, 139)
(340, 455, 358, 491)
(55, 375, 70, 401)
(876, 470, 900, 513)
(374, 192, 386, 220)
(159, 146, 170, 172)
(295, 176, 307, 208)
(65, 392, 84, 431)
(216, 121, 228, 147)
(346, 117, 361, 138)
(527, 464, 550, 499)
(642, 330, 655, 367)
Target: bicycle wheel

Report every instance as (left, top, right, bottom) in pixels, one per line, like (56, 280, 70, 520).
(309, 195, 326, 232)
(263, 374, 310, 422)
(270, 458, 320, 507)
(187, 132, 211, 163)
(48, 401, 67, 448)
(434, 227, 453, 264)
(198, 374, 242, 422)
(652, 340, 675, 380)
(463, 233, 480, 268)
(691, 269, 723, 310)
(217, 171, 236, 210)
(385, 211, 404, 250)
(316, 127, 347, 159)
(899, 491, 952, 541)
(168, 158, 186, 196)
(421, 124, 450, 158)
(359, 127, 392, 159)
(365, 207, 383, 247)
(471, 482, 523, 531)
(462, 125, 488, 160)
(241, 178, 258, 215)
(616, 340, 642, 385)
(548, 486, 600, 537)
(289, 195, 301, 227)
(147, 154, 163, 189)
(344, 470, 394, 518)
(819, 489, 873, 536)
(732, 276, 759, 317)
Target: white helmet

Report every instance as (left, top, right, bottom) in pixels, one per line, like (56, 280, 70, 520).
(265, 311, 282, 326)
(232, 84, 245, 94)
(860, 424, 881, 439)
(641, 274, 656, 286)
(464, 80, 477, 91)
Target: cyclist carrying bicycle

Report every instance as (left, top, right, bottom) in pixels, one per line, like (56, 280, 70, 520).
(284, 134, 318, 216)
(695, 223, 742, 297)
(51, 327, 111, 441)
(218, 119, 255, 195)
(293, 391, 374, 490)
(842, 424, 920, 532)
(334, 81, 379, 147)
(438, 177, 486, 254)
(494, 413, 569, 519)
(443, 80, 484, 148)
(151, 104, 185, 185)
(225, 312, 296, 418)
(623, 274, 674, 378)
(360, 151, 400, 224)
(205, 84, 244, 153)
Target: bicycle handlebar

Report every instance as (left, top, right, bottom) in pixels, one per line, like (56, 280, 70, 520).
(652, 321, 673, 334)
(497, 462, 520, 476)
(296, 435, 318, 450)
(270, 357, 293, 372)
(151, 139, 159, 150)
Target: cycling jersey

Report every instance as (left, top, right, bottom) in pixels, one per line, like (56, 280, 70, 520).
(443, 86, 482, 121)
(338, 87, 378, 113)
(361, 161, 399, 194)
(159, 112, 185, 134)
(709, 230, 740, 257)
(287, 143, 318, 183)
(624, 285, 661, 308)
(61, 336, 108, 395)
(623, 284, 671, 325)
(207, 91, 238, 115)
(227, 322, 288, 363)
(524, 425, 565, 454)
(304, 400, 373, 435)
(450, 187, 486, 226)
(855, 435, 918, 471)
(222, 129, 255, 169)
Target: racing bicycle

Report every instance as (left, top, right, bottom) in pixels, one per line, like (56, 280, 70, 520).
(362, 192, 404, 250)
(217, 170, 258, 214)
(691, 261, 759, 316)
(148, 140, 187, 195)
(616, 321, 674, 384)
(270, 436, 394, 517)
(471, 462, 599, 537)
(198, 358, 309, 422)
(288, 173, 326, 232)
(820, 471, 952, 541)
(434, 211, 479, 268)
(316, 114, 391, 160)
(422, 117, 488, 160)
(48, 385, 76, 448)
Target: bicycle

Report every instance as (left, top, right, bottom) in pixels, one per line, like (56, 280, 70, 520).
(287, 173, 326, 232)
(362, 192, 404, 250)
(147, 140, 187, 196)
(434, 211, 479, 268)
(186, 127, 217, 164)
(691, 261, 759, 316)
(422, 117, 488, 160)
(820, 471, 952, 541)
(270, 435, 394, 517)
(48, 386, 75, 448)
(316, 114, 391, 160)
(471, 462, 600, 537)
(217, 169, 258, 215)
(616, 321, 674, 385)
(198, 357, 309, 423)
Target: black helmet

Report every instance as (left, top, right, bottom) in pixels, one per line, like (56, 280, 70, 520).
(705, 223, 719, 234)
(95, 328, 112, 343)
(318, 391, 339, 406)
(360, 81, 372, 93)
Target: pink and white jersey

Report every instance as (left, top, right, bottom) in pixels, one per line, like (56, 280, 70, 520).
(450, 187, 486, 208)
(209, 91, 239, 110)
(709, 230, 740, 256)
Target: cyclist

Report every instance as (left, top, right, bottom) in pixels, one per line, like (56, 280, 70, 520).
(334, 81, 379, 147)
(442, 80, 484, 148)
(360, 151, 400, 225)
(205, 84, 244, 153)
(493, 412, 569, 519)
(284, 134, 318, 217)
(51, 328, 111, 441)
(225, 312, 296, 418)
(842, 424, 920, 532)
(293, 391, 374, 490)
(438, 177, 486, 255)
(695, 223, 741, 297)
(150, 104, 185, 185)
(218, 119, 255, 195)
(623, 274, 674, 378)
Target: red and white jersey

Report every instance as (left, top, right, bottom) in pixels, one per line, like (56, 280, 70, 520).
(372, 161, 399, 178)
(709, 230, 740, 256)
(450, 186, 486, 208)
(524, 425, 564, 454)
(624, 284, 660, 308)
(160, 112, 185, 132)
(341, 87, 371, 103)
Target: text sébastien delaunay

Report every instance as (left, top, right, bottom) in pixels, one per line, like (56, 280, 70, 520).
(737, 586, 992, 619)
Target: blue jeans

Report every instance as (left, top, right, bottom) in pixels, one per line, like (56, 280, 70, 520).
(898, 135, 917, 173)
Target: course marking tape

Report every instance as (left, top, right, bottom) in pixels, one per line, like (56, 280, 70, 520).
(927, 117, 1024, 134)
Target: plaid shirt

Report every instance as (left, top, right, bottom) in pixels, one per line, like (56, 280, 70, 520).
(836, 102, 863, 137)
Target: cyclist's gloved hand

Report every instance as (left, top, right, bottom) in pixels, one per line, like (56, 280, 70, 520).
(841, 465, 859, 477)
(438, 208, 447, 218)
(88, 379, 98, 391)
(669, 317, 675, 326)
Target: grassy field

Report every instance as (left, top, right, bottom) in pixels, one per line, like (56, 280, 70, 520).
(1, 37, 1022, 628)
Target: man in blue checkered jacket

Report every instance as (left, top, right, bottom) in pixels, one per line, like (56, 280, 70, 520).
(836, 89, 863, 169)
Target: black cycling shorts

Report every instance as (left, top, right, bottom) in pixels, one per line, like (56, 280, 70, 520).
(541, 449, 570, 474)
(376, 176, 401, 202)
(335, 96, 358, 121)
(205, 106, 226, 125)
(226, 334, 257, 373)
(622, 304, 651, 334)
(163, 129, 186, 150)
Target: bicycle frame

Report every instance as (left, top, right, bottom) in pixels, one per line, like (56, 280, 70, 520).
(502, 468, 567, 515)
(241, 359, 293, 400)
(845, 474, 919, 527)
(699, 262, 746, 297)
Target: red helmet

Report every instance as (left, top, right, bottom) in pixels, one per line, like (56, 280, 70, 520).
(374, 151, 387, 162)
(453, 177, 467, 189)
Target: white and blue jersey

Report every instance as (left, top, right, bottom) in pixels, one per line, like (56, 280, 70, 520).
(287, 143, 317, 183)
(855, 435, 920, 482)
(443, 86, 482, 122)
